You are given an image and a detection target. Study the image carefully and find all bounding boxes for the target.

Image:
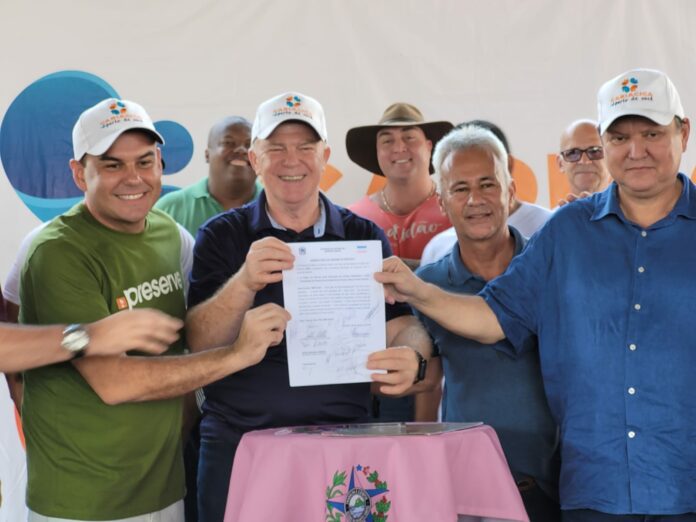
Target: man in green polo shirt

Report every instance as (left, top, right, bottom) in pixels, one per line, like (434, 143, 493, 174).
(20, 98, 289, 522)
(156, 116, 262, 237)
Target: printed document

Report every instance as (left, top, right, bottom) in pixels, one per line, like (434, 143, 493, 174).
(282, 240, 386, 387)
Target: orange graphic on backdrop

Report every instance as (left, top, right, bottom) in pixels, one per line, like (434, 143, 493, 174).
(320, 164, 343, 192)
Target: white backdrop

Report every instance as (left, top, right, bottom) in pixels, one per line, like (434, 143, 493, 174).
(1, 0, 696, 277)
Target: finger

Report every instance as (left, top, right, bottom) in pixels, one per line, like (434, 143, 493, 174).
(367, 358, 414, 371)
(249, 242, 295, 259)
(135, 340, 171, 354)
(370, 371, 406, 384)
(377, 382, 411, 396)
(247, 257, 294, 273)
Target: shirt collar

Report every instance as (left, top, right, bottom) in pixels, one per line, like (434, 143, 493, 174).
(190, 177, 213, 199)
(249, 190, 345, 238)
(592, 173, 696, 223)
(447, 225, 526, 285)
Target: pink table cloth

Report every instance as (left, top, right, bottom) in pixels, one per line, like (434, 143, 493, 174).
(224, 424, 529, 522)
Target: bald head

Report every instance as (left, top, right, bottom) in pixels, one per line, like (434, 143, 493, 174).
(557, 119, 610, 195)
(207, 116, 251, 147)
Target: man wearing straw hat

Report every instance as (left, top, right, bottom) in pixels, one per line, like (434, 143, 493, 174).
(347, 103, 453, 270)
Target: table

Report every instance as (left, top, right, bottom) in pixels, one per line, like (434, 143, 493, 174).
(224, 424, 529, 522)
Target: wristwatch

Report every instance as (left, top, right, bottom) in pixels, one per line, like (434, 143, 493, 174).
(412, 349, 428, 384)
(61, 324, 89, 358)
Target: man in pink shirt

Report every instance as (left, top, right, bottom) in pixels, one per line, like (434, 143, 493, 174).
(347, 103, 453, 270)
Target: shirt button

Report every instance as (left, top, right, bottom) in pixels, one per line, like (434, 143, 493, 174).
(634, 304, 641, 311)
(629, 344, 637, 351)
(628, 430, 636, 439)
(628, 387, 636, 395)
(641, 231, 647, 237)
(638, 266, 645, 273)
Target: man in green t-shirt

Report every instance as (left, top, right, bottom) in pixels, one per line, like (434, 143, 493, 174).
(20, 98, 289, 522)
(155, 116, 262, 237)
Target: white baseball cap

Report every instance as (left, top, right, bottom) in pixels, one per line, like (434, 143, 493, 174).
(72, 98, 164, 160)
(251, 92, 327, 142)
(597, 68, 684, 134)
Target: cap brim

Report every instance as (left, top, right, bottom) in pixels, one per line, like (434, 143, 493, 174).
(346, 121, 453, 175)
(86, 125, 165, 157)
(600, 109, 677, 135)
(255, 118, 324, 142)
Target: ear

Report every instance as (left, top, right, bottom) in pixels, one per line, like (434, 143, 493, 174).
(437, 192, 447, 215)
(70, 159, 88, 193)
(556, 154, 564, 172)
(507, 178, 517, 212)
(680, 117, 690, 152)
(204, 148, 210, 164)
(322, 144, 331, 163)
(248, 148, 259, 172)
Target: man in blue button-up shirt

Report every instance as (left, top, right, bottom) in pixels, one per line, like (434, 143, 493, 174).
(415, 124, 560, 521)
(378, 69, 696, 521)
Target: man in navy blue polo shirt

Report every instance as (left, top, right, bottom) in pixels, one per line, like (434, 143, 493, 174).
(185, 92, 432, 522)
(415, 123, 560, 521)
(377, 69, 696, 521)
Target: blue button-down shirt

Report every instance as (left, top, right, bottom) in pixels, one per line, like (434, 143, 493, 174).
(480, 174, 696, 514)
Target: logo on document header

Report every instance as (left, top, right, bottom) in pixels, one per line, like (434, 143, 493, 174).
(325, 465, 391, 522)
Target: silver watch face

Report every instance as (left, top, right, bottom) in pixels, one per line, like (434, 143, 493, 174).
(61, 325, 89, 353)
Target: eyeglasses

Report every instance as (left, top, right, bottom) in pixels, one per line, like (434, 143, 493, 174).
(560, 146, 604, 162)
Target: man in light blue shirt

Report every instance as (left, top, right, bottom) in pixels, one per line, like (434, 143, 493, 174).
(377, 69, 696, 521)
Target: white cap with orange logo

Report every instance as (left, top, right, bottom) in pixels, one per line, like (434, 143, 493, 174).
(72, 98, 164, 160)
(251, 92, 327, 142)
(597, 68, 684, 134)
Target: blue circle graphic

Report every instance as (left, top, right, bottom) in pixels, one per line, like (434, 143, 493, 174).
(0, 71, 194, 221)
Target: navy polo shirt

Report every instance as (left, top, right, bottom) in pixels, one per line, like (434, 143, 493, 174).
(480, 174, 696, 514)
(415, 227, 559, 499)
(188, 190, 411, 437)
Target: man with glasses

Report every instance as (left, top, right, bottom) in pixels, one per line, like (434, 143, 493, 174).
(556, 119, 610, 205)
(377, 68, 696, 521)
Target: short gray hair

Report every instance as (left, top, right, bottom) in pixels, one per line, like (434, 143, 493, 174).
(432, 125, 511, 192)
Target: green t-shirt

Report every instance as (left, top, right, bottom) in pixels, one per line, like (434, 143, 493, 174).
(155, 176, 262, 237)
(20, 204, 187, 520)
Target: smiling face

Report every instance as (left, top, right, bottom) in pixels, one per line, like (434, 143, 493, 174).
(558, 121, 610, 195)
(70, 130, 162, 233)
(439, 146, 514, 243)
(206, 120, 255, 187)
(376, 126, 433, 181)
(249, 122, 330, 211)
(602, 116, 689, 200)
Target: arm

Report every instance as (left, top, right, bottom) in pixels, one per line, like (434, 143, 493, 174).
(186, 236, 294, 351)
(0, 309, 183, 372)
(413, 356, 443, 422)
(375, 256, 504, 344)
(75, 303, 289, 405)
